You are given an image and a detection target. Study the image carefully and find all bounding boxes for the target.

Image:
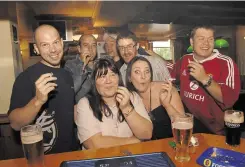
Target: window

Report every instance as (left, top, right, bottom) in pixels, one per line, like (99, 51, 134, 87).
(153, 40, 172, 60)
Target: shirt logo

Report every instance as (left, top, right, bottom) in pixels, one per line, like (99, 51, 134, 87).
(190, 81, 199, 90)
(36, 110, 57, 153)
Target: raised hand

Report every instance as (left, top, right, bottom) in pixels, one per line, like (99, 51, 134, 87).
(34, 73, 57, 105)
(187, 60, 208, 83)
(159, 80, 173, 108)
(116, 86, 132, 112)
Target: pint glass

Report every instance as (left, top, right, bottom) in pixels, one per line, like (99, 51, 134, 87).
(21, 124, 45, 167)
(171, 113, 193, 162)
(224, 110, 244, 146)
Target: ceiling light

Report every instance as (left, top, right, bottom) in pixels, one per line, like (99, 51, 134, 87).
(214, 39, 229, 48)
(72, 35, 81, 41)
(92, 34, 98, 39)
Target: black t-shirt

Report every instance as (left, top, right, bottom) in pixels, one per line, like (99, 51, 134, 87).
(9, 62, 78, 154)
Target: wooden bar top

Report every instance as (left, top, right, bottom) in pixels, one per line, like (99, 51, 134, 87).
(0, 133, 245, 167)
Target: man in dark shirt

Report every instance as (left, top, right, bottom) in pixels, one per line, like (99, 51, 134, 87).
(8, 24, 78, 154)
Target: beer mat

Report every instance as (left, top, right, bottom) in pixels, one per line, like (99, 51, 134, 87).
(196, 147, 245, 167)
(60, 152, 176, 167)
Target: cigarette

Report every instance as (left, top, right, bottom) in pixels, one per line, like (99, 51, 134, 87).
(169, 78, 176, 81)
(82, 55, 91, 73)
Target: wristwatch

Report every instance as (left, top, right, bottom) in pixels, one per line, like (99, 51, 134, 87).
(203, 74, 213, 88)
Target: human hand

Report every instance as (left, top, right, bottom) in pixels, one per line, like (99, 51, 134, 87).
(116, 86, 132, 112)
(82, 50, 92, 66)
(187, 60, 209, 84)
(159, 80, 173, 108)
(34, 73, 57, 105)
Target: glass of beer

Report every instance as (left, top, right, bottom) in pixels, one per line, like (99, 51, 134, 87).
(21, 124, 45, 167)
(171, 113, 193, 162)
(224, 110, 244, 147)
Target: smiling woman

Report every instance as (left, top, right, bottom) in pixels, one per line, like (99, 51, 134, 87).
(75, 57, 153, 149)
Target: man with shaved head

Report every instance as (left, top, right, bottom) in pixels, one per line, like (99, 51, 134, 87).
(8, 25, 78, 154)
(65, 34, 97, 103)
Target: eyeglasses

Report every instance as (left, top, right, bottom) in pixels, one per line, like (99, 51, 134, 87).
(118, 44, 136, 52)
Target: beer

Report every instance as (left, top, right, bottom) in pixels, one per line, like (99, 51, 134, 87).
(21, 125, 45, 167)
(224, 110, 244, 146)
(172, 121, 193, 162)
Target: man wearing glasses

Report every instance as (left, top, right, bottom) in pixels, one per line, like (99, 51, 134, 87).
(116, 30, 171, 84)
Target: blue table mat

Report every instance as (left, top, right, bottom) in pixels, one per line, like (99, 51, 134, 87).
(60, 152, 175, 167)
(196, 147, 245, 167)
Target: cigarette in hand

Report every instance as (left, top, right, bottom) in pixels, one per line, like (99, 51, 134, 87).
(168, 78, 176, 82)
(82, 55, 91, 72)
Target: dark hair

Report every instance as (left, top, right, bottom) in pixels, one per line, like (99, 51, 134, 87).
(125, 56, 153, 92)
(78, 34, 96, 47)
(86, 57, 125, 122)
(116, 30, 138, 45)
(190, 25, 215, 39)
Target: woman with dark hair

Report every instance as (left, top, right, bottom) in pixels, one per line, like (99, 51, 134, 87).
(75, 57, 153, 149)
(126, 56, 184, 139)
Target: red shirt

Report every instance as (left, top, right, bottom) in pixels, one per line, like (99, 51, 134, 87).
(171, 49, 241, 134)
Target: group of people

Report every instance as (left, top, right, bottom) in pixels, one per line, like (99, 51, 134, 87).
(8, 24, 241, 154)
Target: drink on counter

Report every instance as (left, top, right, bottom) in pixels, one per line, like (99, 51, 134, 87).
(224, 110, 244, 146)
(171, 113, 193, 162)
(21, 124, 45, 167)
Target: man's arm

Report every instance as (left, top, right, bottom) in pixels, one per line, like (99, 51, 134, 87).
(188, 60, 241, 106)
(9, 73, 57, 130)
(9, 97, 44, 130)
(188, 61, 224, 102)
(201, 76, 223, 103)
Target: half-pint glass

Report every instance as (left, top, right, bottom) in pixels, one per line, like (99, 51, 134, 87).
(172, 113, 193, 162)
(224, 110, 244, 146)
(21, 124, 45, 167)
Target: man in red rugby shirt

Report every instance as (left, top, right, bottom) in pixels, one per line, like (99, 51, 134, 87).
(171, 25, 241, 135)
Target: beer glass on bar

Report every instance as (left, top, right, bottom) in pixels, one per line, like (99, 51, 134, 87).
(171, 113, 193, 162)
(21, 124, 45, 167)
(224, 110, 244, 147)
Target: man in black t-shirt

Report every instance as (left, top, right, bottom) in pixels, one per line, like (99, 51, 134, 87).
(8, 25, 78, 154)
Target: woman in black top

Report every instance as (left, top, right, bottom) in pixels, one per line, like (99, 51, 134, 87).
(125, 56, 185, 139)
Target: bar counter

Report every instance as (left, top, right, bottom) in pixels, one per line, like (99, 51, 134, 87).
(0, 133, 244, 167)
